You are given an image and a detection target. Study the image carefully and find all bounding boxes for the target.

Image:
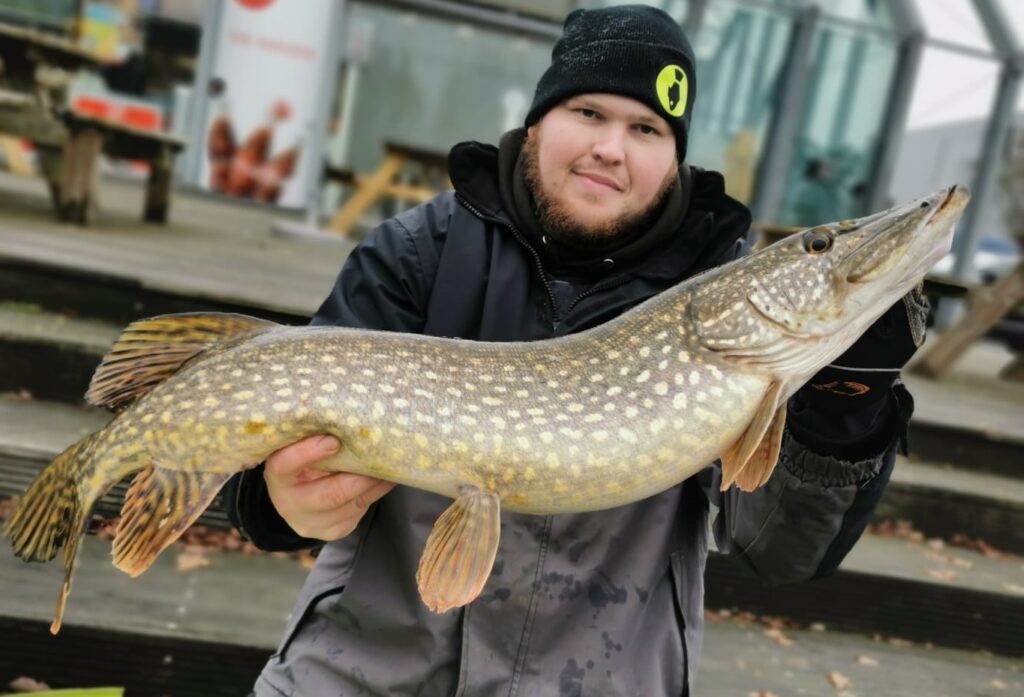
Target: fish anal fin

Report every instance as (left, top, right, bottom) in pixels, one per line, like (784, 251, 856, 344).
(720, 381, 785, 491)
(416, 487, 501, 613)
(87, 313, 279, 410)
(734, 399, 787, 492)
(112, 464, 233, 577)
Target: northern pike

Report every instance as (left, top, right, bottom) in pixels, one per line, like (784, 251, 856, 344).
(6, 185, 969, 633)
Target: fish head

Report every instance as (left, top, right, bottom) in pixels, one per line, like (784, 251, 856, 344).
(690, 185, 970, 376)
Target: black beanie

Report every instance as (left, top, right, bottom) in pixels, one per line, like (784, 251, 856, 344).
(526, 5, 697, 162)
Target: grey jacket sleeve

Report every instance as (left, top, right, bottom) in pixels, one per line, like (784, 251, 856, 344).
(224, 196, 451, 551)
(699, 383, 913, 584)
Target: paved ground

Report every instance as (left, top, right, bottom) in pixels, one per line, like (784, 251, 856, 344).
(0, 171, 354, 316)
(700, 614, 1023, 697)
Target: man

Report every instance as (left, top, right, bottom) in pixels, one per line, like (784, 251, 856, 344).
(226, 6, 923, 695)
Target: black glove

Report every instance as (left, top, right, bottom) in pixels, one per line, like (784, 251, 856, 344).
(789, 286, 926, 460)
(802, 284, 928, 415)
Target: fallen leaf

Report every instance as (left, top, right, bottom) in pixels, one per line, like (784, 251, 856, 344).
(749, 692, 778, 697)
(856, 655, 879, 667)
(927, 538, 946, 550)
(764, 627, 794, 647)
(826, 671, 852, 690)
(926, 568, 957, 583)
(868, 519, 923, 542)
(7, 676, 50, 692)
(176, 551, 210, 572)
(1003, 583, 1024, 596)
(949, 534, 1017, 561)
(950, 556, 974, 569)
(991, 678, 1007, 691)
(887, 637, 913, 648)
(810, 622, 827, 632)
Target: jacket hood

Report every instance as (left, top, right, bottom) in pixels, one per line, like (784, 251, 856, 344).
(447, 132, 751, 282)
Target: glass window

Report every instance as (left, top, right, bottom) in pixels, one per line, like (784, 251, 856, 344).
(814, 0, 895, 27)
(330, 3, 553, 177)
(918, 0, 992, 53)
(998, 0, 1024, 49)
(686, 0, 794, 205)
(471, 0, 576, 22)
(576, 0, 689, 21)
(777, 20, 899, 226)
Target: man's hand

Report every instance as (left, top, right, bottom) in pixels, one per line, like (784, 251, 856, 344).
(264, 435, 395, 542)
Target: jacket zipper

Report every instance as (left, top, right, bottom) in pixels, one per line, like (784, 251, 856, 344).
(455, 194, 561, 328)
(566, 274, 634, 314)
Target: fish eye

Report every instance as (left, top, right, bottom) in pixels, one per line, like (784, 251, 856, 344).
(802, 230, 834, 254)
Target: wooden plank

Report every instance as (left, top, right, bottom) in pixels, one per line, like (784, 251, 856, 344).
(144, 150, 172, 223)
(1001, 355, 1024, 382)
(327, 151, 406, 235)
(57, 126, 101, 224)
(913, 261, 1024, 378)
(0, 134, 31, 175)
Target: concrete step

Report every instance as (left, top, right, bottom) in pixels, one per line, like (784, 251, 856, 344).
(0, 395, 232, 527)
(4, 532, 1019, 697)
(707, 529, 1024, 658)
(0, 525, 1020, 696)
(903, 341, 1024, 478)
(879, 457, 1024, 554)
(3, 388, 1022, 660)
(0, 303, 116, 403)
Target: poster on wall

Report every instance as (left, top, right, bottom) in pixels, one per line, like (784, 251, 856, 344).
(199, 0, 336, 207)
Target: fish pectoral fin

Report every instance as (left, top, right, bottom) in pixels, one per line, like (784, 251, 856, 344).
(733, 399, 787, 492)
(113, 464, 233, 577)
(416, 487, 501, 613)
(87, 313, 278, 410)
(720, 381, 786, 492)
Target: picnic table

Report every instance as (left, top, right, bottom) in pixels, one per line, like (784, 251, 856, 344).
(327, 141, 451, 236)
(0, 21, 185, 224)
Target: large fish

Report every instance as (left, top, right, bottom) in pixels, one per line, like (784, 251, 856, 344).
(6, 185, 969, 633)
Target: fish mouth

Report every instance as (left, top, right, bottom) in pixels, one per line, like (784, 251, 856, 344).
(839, 184, 969, 285)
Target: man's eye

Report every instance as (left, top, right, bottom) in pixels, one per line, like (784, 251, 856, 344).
(578, 108, 598, 119)
(637, 124, 658, 136)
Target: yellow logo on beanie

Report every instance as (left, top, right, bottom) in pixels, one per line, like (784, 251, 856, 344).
(656, 65, 689, 118)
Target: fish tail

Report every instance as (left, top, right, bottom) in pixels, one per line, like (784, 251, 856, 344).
(4, 430, 107, 634)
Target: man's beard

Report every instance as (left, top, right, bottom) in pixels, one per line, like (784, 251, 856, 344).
(522, 131, 678, 251)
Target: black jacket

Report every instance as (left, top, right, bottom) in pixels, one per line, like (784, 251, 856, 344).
(232, 139, 906, 697)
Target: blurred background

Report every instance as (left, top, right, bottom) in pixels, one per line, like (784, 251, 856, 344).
(0, 1, 1020, 696)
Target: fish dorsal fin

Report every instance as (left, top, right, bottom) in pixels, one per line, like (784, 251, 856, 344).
(721, 380, 787, 492)
(87, 313, 279, 409)
(416, 487, 501, 613)
(112, 463, 234, 577)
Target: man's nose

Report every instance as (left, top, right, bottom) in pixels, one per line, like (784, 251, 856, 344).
(590, 125, 626, 164)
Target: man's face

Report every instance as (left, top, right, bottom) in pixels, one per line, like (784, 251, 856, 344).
(524, 93, 678, 246)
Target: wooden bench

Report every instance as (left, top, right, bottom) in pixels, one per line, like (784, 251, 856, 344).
(913, 260, 1024, 381)
(56, 110, 186, 224)
(328, 141, 451, 236)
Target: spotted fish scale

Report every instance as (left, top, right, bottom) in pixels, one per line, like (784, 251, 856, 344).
(5, 185, 970, 631)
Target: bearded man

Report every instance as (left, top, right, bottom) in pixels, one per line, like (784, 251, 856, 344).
(226, 6, 922, 695)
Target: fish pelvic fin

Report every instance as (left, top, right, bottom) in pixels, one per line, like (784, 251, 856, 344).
(416, 487, 501, 613)
(87, 313, 279, 410)
(721, 381, 786, 492)
(113, 464, 233, 577)
(4, 431, 104, 634)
